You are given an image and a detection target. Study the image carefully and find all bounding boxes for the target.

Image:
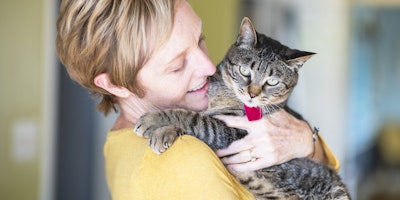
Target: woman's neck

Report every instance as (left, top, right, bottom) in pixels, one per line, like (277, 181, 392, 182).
(112, 113, 135, 130)
(112, 96, 158, 130)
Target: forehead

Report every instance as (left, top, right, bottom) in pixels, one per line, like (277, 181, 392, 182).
(144, 1, 202, 68)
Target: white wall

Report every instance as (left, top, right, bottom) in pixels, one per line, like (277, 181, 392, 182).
(248, 0, 350, 172)
(295, 0, 350, 171)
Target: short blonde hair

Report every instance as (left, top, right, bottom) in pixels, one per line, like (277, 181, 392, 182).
(56, 0, 180, 115)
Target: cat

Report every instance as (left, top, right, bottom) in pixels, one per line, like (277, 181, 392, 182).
(134, 17, 351, 200)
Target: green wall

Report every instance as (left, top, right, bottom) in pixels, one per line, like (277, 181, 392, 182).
(0, 1, 45, 199)
(189, 0, 241, 64)
(0, 1, 241, 199)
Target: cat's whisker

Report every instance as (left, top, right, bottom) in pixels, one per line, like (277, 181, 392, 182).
(261, 99, 283, 117)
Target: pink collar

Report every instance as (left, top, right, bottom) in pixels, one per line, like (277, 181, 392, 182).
(244, 105, 263, 121)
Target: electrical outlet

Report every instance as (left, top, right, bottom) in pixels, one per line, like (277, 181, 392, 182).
(11, 119, 38, 162)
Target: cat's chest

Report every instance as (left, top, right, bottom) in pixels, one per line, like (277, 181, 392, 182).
(208, 82, 243, 110)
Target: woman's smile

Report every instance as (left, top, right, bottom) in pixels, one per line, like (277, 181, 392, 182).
(188, 80, 209, 94)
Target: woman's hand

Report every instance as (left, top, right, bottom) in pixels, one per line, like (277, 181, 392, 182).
(214, 110, 315, 172)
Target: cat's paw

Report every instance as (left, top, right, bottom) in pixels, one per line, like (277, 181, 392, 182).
(148, 125, 183, 154)
(134, 112, 163, 138)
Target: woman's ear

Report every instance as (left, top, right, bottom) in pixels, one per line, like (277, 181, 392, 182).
(94, 73, 130, 98)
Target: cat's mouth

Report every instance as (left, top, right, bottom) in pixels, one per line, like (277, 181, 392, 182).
(188, 80, 208, 93)
(244, 98, 260, 107)
(237, 95, 259, 107)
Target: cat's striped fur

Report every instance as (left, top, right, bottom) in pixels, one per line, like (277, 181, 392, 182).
(135, 17, 350, 200)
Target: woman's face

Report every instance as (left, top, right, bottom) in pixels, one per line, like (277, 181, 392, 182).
(137, 0, 216, 111)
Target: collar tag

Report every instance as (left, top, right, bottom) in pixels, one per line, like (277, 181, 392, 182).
(244, 105, 263, 121)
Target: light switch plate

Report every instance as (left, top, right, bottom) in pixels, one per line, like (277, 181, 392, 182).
(11, 119, 38, 162)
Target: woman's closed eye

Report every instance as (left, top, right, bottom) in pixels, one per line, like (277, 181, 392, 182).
(171, 61, 185, 73)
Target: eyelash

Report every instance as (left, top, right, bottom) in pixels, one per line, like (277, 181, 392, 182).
(172, 65, 183, 73)
(172, 68, 180, 73)
(199, 34, 206, 45)
(172, 60, 186, 73)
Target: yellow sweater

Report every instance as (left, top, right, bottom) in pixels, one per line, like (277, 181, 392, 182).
(104, 128, 339, 200)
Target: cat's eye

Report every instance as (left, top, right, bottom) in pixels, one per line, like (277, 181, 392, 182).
(239, 66, 251, 77)
(266, 78, 279, 86)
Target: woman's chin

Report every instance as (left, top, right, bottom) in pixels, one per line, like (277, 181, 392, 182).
(186, 96, 209, 112)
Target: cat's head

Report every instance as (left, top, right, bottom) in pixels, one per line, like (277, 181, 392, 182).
(221, 17, 315, 108)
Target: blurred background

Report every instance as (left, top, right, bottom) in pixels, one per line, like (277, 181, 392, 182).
(1, 0, 400, 199)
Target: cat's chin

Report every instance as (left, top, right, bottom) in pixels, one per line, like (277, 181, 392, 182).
(243, 101, 262, 108)
(244, 103, 259, 108)
(237, 98, 255, 107)
(241, 98, 260, 108)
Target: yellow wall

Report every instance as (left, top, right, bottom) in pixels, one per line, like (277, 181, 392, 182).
(0, 1, 45, 199)
(189, 0, 241, 64)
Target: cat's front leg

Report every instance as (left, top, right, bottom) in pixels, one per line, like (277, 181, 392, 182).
(134, 110, 187, 154)
(134, 111, 163, 138)
(147, 125, 184, 154)
(203, 105, 245, 116)
(135, 109, 249, 153)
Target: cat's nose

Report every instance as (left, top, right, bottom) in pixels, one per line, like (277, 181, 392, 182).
(248, 86, 261, 98)
(249, 92, 258, 98)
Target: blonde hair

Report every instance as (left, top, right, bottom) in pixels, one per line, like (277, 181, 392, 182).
(56, 0, 179, 115)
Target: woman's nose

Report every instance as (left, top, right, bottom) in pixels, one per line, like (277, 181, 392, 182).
(193, 47, 216, 76)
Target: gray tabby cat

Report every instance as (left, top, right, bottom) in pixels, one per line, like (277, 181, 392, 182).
(135, 17, 350, 200)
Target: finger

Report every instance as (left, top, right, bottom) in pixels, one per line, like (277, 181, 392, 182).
(267, 110, 292, 124)
(215, 139, 254, 157)
(227, 158, 266, 172)
(220, 149, 253, 165)
(228, 154, 283, 172)
(213, 115, 250, 130)
(269, 108, 288, 116)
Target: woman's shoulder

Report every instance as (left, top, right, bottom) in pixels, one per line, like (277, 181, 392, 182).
(105, 128, 254, 200)
(105, 128, 224, 170)
(143, 133, 223, 168)
(106, 128, 216, 156)
(137, 134, 253, 199)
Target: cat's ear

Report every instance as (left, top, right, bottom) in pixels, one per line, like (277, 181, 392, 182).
(286, 51, 316, 70)
(236, 17, 257, 47)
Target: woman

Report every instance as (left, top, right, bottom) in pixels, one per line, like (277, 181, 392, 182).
(56, 0, 339, 199)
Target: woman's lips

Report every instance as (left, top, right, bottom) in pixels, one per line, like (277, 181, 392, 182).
(188, 80, 208, 93)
